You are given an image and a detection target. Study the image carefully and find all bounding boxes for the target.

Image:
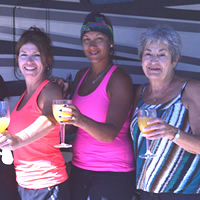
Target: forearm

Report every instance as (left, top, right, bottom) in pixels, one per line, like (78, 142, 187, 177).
(14, 115, 56, 149)
(173, 130, 200, 154)
(78, 115, 119, 142)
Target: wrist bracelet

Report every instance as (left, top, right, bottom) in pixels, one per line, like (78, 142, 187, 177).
(171, 128, 181, 142)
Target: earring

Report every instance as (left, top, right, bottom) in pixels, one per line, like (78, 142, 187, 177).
(110, 44, 113, 48)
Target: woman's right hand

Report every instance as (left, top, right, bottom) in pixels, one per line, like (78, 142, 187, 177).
(141, 117, 178, 141)
(0, 131, 20, 150)
(59, 104, 82, 127)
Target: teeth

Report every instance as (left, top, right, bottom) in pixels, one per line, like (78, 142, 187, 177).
(90, 52, 98, 55)
(25, 66, 36, 71)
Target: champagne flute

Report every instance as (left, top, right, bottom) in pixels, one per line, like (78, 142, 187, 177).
(0, 101, 13, 165)
(52, 99, 72, 148)
(137, 108, 157, 159)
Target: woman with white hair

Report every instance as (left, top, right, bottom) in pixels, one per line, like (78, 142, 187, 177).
(131, 24, 200, 200)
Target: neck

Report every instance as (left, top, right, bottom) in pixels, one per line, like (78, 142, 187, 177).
(148, 74, 176, 102)
(150, 73, 175, 94)
(87, 62, 113, 85)
(25, 77, 45, 95)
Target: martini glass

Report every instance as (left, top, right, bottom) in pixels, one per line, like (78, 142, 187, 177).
(0, 101, 13, 165)
(52, 99, 72, 148)
(137, 108, 157, 159)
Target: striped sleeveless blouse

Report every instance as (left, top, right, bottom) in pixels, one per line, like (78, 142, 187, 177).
(130, 81, 200, 194)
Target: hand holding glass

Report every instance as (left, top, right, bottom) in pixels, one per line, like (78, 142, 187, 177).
(52, 100, 72, 148)
(137, 108, 157, 159)
(0, 101, 13, 165)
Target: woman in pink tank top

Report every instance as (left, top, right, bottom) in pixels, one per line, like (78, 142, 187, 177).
(59, 12, 137, 200)
(0, 27, 70, 200)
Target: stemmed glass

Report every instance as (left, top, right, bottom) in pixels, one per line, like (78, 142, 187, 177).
(137, 108, 157, 159)
(0, 101, 14, 165)
(52, 99, 72, 148)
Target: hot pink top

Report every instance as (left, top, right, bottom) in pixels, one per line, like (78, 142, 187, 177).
(8, 80, 68, 189)
(72, 65, 135, 172)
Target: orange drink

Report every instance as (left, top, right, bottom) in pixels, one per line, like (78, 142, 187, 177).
(0, 117, 10, 132)
(52, 104, 72, 123)
(137, 108, 157, 159)
(138, 117, 153, 134)
(52, 99, 73, 148)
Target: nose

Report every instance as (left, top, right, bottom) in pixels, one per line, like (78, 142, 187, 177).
(151, 55, 159, 63)
(89, 40, 97, 47)
(27, 55, 34, 62)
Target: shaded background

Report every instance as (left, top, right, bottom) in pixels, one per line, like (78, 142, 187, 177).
(0, 0, 199, 109)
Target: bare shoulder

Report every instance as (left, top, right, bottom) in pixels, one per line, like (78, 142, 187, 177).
(182, 79, 200, 107)
(71, 68, 88, 96)
(40, 82, 63, 101)
(184, 79, 200, 97)
(109, 67, 133, 88)
(107, 66, 133, 100)
(75, 68, 88, 81)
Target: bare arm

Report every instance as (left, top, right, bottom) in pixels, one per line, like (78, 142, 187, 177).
(174, 80, 200, 154)
(63, 68, 134, 142)
(144, 80, 200, 154)
(0, 83, 63, 150)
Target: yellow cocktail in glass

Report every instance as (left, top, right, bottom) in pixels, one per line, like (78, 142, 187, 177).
(52, 99, 72, 148)
(0, 117, 10, 132)
(52, 104, 72, 123)
(137, 108, 157, 159)
(138, 117, 154, 134)
(0, 101, 13, 165)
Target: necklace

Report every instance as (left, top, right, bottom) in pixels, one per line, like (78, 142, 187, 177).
(86, 63, 112, 85)
(153, 97, 158, 102)
(152, 92, 163, 102)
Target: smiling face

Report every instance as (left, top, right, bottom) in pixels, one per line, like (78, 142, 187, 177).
(142, 41, 178, 82)
(82, 31, 113, 64)
(18, 43, 46, 81)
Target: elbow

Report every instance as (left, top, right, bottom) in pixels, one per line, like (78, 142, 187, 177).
(104, 130, 119, 143)
(48, 120, 57, 130)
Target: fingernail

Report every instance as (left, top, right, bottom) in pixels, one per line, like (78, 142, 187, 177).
(59, 116, 61, 118)
(59, 109, 62, 111)
(63, 104, 67, 107)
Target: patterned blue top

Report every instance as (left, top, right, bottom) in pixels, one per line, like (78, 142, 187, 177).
(130, 82, 200, 194)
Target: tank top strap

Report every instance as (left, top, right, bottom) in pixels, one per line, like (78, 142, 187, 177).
(100, 64, 117, 87)
(140, 84, 148, 98)
(180, 80, 189, 97)
(75, 68, 90, 93)
(15, 80, 49, 111)
(31, 80, 49, 98)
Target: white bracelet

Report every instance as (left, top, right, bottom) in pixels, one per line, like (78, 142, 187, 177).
(171, 128, 181, 142)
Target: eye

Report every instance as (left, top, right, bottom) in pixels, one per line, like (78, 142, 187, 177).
(143, 52, 152, 56)
(33, 54, 40, 58)
(19, 53, 27, 57)
(96, 37, 103, 41)
(82, 38, 90, 43)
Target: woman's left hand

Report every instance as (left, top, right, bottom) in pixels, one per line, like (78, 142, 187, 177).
(51, 77, 70, 98)
(142, 118, 177, 140)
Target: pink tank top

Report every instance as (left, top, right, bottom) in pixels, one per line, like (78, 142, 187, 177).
(72, 65, 135, 172)
(8, 80, 68, 189)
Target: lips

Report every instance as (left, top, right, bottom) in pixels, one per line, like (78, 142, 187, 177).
(89, 51, 99, 56)
(148, 66, 161, 71)
(24, 65, 36, 71)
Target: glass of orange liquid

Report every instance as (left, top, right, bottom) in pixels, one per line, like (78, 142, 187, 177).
(137, 108, 157, 159)
(0, 101, 14, 165)
(52, 99, 72, 148)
